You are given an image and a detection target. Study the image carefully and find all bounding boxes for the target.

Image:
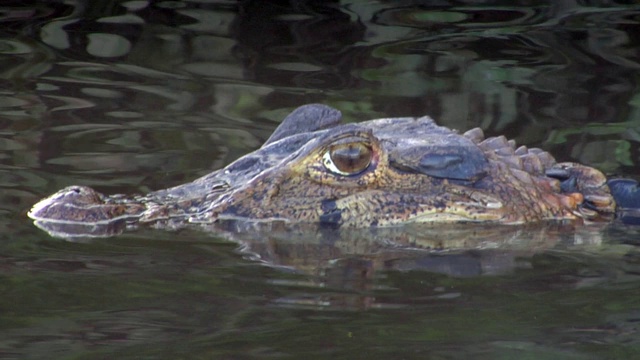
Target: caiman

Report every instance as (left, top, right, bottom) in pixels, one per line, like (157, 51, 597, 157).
(28, 104, 640, 237)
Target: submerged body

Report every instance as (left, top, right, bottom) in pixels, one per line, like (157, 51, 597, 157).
(29, 104, 636, 236)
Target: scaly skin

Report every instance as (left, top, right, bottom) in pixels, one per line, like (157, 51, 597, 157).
(28, 104, 618, 236)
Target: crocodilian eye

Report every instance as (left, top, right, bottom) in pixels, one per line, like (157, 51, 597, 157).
(322, 142, 372, 176)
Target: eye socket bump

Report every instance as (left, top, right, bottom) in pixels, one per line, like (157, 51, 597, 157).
(322, 142, 372, 176)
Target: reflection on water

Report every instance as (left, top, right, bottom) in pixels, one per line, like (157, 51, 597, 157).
(2, 0, 640, 358)
(3, 222, 640, 358)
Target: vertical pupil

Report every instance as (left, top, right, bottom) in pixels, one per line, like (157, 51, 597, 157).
(330, 143, 371, 173)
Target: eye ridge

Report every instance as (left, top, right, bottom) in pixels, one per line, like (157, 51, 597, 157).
(323, 142, 372, 176)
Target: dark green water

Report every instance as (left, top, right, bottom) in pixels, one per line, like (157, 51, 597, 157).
(2, 1, 640, 358)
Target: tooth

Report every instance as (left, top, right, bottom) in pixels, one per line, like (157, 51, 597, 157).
(485, 201, 503, 209)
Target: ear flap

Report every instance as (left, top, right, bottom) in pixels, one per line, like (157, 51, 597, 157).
(390, 140, 489, 182)
(263, 104, 342, 146)
(416, 152, 483, 181)
(413, 149, 488, 181)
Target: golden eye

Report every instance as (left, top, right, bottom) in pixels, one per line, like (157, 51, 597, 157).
(322, 142, 372, 176)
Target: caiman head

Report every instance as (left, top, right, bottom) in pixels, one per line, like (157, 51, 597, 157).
(29, 104, 617, 235)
